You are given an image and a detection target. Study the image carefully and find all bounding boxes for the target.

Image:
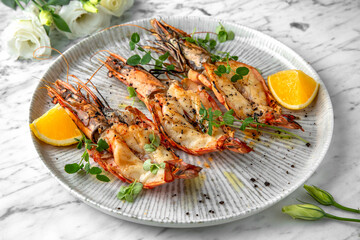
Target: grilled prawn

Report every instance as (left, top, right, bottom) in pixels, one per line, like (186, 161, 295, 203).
(146, 19, 302, 130)
(102, 52, 252, 155)
(47, 79, 201, 189)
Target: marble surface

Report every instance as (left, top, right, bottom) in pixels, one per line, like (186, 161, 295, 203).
(0, 0, 359, 239)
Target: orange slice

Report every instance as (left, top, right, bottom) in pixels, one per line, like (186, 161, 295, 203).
(268, 70, 319, 110)
(30, 104, 82, 146)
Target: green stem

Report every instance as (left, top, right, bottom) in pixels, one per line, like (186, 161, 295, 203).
(31, 0, 43, 10)
(333, 202, 360, 214)
(234, 119, 309, 144)
(15, 0, 25, 10)
(325, 213, 360, 222)
(246, 126, 292, 139)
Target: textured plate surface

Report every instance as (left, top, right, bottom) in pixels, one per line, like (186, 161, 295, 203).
(29, 16, 333, 227)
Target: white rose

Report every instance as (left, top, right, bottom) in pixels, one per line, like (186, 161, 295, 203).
(2, 13, 51, 60)
(99, 0, 134, 17)
(58, 1, 111, 39)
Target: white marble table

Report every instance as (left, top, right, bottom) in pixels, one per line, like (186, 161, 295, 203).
(1, 0, 360, 239)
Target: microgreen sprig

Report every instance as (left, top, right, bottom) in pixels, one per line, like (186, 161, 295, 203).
(199, 105, 310, 145)
(183, 32, 217, 52)
(117, 180, 143, 203)
(144, 133, 160, 153)
(216, 23, 235, 43)
(143, 159, 166, 175)
(64, 135, 110, 182)
(127, 33, 175, 71)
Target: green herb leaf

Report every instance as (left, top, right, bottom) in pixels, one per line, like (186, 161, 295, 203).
(218, 31, 227, 43)
(51, 13, 71, 33)
(140, 52, 152, 65)
(84, 163, 91, 173)
(155, 60, 163, 70)
(227, 31, 235, 40)
(166, 64, 175, 71)
(209, 39, 217, 50)
(159, 52, 170, 61)
(129, 41, 135, 51)
(65, 163, 81, 174)
(223, 109, 235, 125)
(131, 32, 140, 43)
(217, 65, 227, 73)
(240, 117, 254, 131)
(150, 165, 159, 175)
(127, 86, 137, 98)
(117, 181, 143, 202)
(149, 133, 160, 147)
(236, 67, 249, 76)
(96, 174, 110, 182)
(127, 54, 141, 66)
(230, 56, 238, 61)
(138, 46, 145, 52)
(96, 138, 109, 152)
(231, 74, 241, 82)
(215, 23, 225, 34)
(89, 167, 102, 175)
(144, 144, 156, 153)
(143, 159, 152, 171)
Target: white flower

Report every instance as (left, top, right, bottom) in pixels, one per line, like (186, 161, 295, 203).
(2, 13, 51, 59)
(58, 1, 111, 39)
(99, 0, 134, 17)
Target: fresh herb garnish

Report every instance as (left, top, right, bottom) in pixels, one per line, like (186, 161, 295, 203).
(64, 135, 110, 182)
(117, 180, 143, 202)
(144, 133, 160, 153)
(127, 32, 175, 71)
(143, 159, 166, 175)
(199, 105, 310, 145)
(211, 52, 249, 81)
(184, 32, 217, 51)
(215, 23, 235, 43)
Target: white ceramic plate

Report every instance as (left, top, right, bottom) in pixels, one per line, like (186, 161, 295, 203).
(29, 16, 334, 228)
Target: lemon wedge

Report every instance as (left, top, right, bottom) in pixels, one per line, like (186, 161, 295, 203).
(268, 70, 320, 110)
(30, 104, 82, 146)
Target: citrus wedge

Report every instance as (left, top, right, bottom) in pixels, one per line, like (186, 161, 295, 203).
(268, 70, 320, 110)
(30, 104, 82, 146)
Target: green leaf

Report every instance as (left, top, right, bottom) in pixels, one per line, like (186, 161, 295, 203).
(240, 117, 254, 131)
(127, 54, 141, 66)
(143, 159, 152, 171)
(137, 46, 145, 52)
(213, 110, 222, 118)
(46, 0, 70, 5)
(84, 152, 89, 162)
(140, 52, 152, 65)
(155, 60, 163, 70)
(218, 31, 227, 43)
(51, 13, 71, 33)
(117, 181, 143, 202)
(223, 110, 235, 125)
(43, 25, 51, 36)
(217, 65, 227, 73)
(76, 140, 83, 149)
(129, 41, 135, 51)
(127, 86, 136, 98)
(231, 74, 241, 82)
(64, 163, 81, 174)
(230, 56, 238, 61)
(96, 174, 110, 182)
(144, 144, 156, 153)
(96, 138, 109, 152)
(236, 67, 249, 76)
(132, 182, 143, 195)
(151, 134, 160, 147)
(214, 70, 222, 77)
(1, 0, 17, 9)
(84, 163, 91, 173)
(131, 32, 140, 43)
(166, 64, 175, 71)
(205, 33, 210, 42)
(89, 167, 102, 175)
(160, 162, 166, 168)
(159, 52, 170, 61)
(209, 39, 217, 50)
(227, 31, 235, 40)
(150, 165, 159, 175)
(215, 23, 225, 34)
